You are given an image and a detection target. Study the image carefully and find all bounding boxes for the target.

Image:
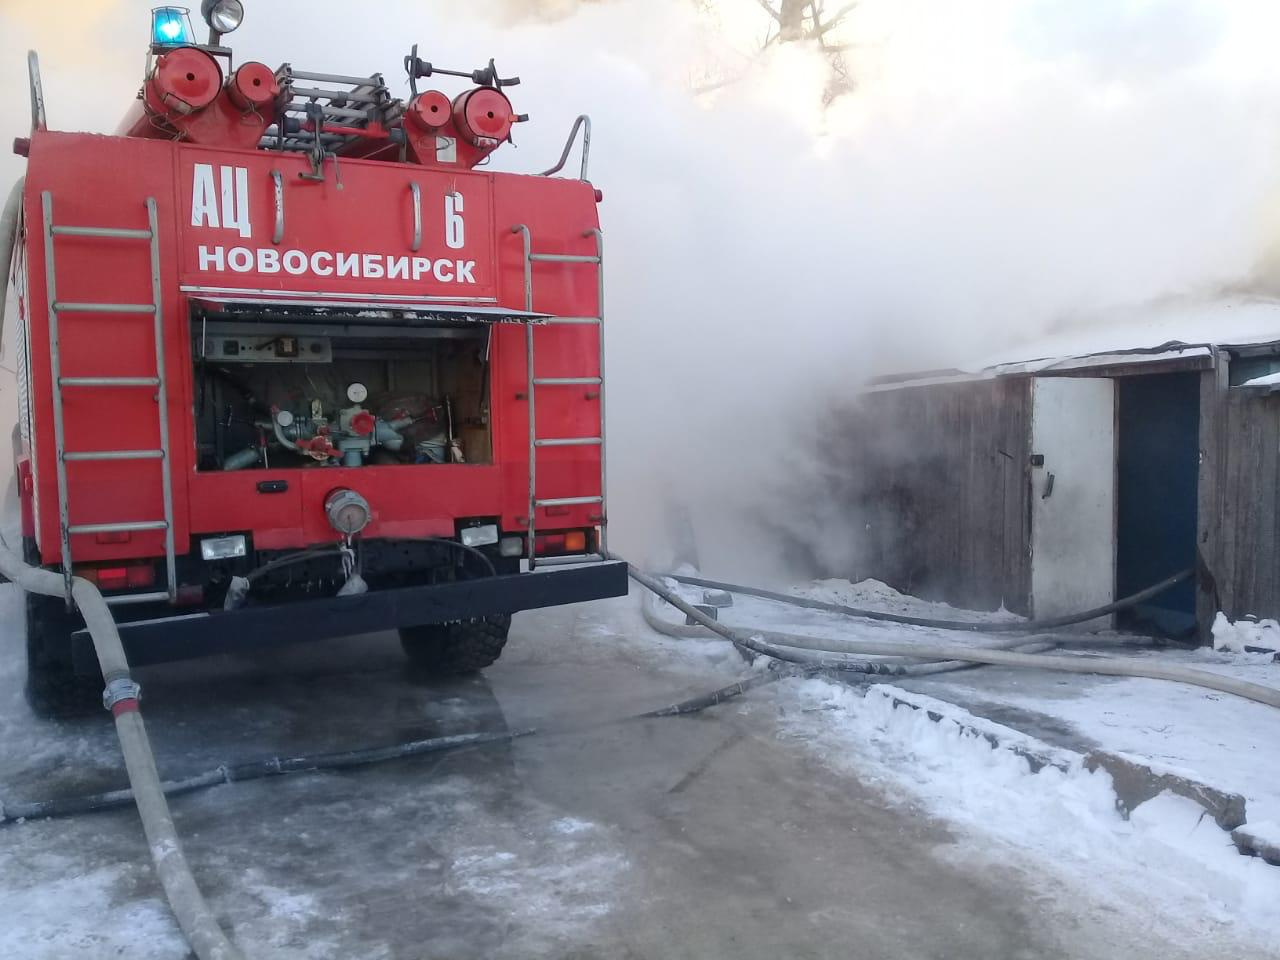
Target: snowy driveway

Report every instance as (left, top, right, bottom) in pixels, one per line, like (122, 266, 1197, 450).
(1, 586, 1277, 959)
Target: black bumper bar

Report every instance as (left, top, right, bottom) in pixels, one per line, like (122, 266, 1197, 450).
(72, 561, 629, 670)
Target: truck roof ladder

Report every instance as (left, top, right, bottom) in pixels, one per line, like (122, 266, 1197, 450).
(511, 225, 607, 570)
(41, 193, 177, 606)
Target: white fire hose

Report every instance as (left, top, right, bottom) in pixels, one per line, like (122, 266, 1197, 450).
(2, 176, 242, 958)
(622, 561, 1280, 710)
(0, 547, 243, 959)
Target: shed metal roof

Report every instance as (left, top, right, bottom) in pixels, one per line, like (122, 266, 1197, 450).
(867, 297, 1280, 393)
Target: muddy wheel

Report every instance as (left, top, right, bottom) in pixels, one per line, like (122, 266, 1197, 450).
(398, 615, 512, 676)
(25, 590, 101, 718)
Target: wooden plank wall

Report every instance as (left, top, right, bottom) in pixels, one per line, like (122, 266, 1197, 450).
(832, 378, 1033, 614)
(1203, 382, 1280, 623)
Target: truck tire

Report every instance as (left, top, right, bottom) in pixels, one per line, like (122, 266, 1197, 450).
(25, 590, 101, 718)
(399, 615, 512, 676)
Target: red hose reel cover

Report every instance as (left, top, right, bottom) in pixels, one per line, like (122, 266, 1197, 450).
(228, 61, 279, 110)
(452, 87, 515, 145)
(407, 90, 453, 132)
(148, 47, 223, 116)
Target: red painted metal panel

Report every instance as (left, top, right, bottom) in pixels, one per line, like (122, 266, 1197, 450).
(175, 146, 497, 302)
(23, 132, 187, 565)
(19, 129, 605, 572)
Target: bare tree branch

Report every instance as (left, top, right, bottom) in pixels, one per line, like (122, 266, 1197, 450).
(816, 1, 858, 34)
(726, 0, 861, 104)
(752, 0, 782, 22)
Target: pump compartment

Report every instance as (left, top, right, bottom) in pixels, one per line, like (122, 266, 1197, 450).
(190, 300, 497, 472)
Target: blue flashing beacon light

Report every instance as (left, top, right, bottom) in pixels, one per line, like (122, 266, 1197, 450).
(151, 6, 195, 47)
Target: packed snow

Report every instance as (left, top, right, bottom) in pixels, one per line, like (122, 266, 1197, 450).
(771, 678, 1280, 949)
(1212, 611, 1280, 653)
(645, 572, 1280, 951)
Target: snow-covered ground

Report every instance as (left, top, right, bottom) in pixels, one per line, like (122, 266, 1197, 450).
(650, 575, 1280, 952)
(772, 678, 1280, 951)
(3, 569, 1279, 957)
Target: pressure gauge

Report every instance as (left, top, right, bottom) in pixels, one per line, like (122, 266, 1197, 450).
(347, 382, 369, 404)
(275, 409, 294, 427)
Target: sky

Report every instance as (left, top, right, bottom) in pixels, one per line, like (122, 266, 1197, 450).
(4, 0, 1280, 574)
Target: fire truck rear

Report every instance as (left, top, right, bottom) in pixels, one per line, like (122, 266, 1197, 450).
(4, 3, 626, 712)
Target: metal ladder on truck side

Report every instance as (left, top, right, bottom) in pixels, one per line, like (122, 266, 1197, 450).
(41, 193, 177, 605)
(511, 225, 607, 570)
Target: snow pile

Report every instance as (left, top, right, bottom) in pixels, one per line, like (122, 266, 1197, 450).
(792, 577, 1022, 623)
(1212, 611, 1280, 653)
(774, 678, 1280, 946)
(1240, 370, 1280, 388)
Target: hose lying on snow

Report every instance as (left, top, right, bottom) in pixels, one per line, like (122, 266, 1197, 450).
(639, 589, 1057, 676)
(1, 729, 533, 822)
(0, 545, 243, 959)
(5, 176, 242, 956)
(619, 559, 1280, 710)
(8, 555, 1276, 831)
(1, 667, 814, 822)
(660, 567, 1194, 633)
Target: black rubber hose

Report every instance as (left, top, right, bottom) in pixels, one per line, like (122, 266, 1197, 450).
(639, 666, 816, 717)
(1, 729, 533, 823)
(245, 548, 343, 582)
(413, 537, 498, 578)
(0, 666, 814, 823)
(659, 567, 1194, 633)
(240, 538, 496, 587)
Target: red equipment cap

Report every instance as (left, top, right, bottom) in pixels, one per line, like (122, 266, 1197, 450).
(350, 411, 377, 436)
(228, 61, 279, 110)
(452, 87, 515, 145)
(149, 47, 223, 115)
(407, 90, 453, 132)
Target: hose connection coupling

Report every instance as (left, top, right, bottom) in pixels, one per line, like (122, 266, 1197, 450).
(102, 676, 142, 715)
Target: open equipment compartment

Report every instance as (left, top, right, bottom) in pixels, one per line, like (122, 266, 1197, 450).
(187, 298, 538, 472)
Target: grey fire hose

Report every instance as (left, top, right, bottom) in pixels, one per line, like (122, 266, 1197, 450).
(0, 543, 243, 959)
(658, 568, 1193, 633)
(639, 590, 1057, 675)
(619, 560, 1280, 710)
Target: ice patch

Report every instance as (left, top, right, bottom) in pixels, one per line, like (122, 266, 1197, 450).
(0, 857, 185, 960)
(447, 843, 624, 922)
(551, 816, 594, 835)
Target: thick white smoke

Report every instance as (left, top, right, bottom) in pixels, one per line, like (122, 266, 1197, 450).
(4, 0, 1280, 579)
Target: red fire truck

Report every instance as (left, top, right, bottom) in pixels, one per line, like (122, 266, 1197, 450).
(4, 2, 626, 711)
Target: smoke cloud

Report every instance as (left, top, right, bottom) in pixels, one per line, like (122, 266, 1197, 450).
(4, 0, 1280, 580)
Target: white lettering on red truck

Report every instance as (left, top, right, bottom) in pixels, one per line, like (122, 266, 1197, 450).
(190, 164, 476, 282)
(191, 164, 251, 238)
(196, 245, 477, 283)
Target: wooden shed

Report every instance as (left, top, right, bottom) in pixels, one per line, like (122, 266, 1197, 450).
(833, 301, 1280, 640)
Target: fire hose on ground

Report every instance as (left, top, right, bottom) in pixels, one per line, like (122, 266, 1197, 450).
(6, 176, 242, 957)
(619, 560, 1280, 709)
(0, 544, 243, 960)
(2, 547, 1279, 960)
(5, 559, 1277, 831)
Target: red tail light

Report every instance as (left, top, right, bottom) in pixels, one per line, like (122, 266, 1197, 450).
(533, 530, 592, 556)
(534, 534, 565, 555)
(76, 563, 156, 590)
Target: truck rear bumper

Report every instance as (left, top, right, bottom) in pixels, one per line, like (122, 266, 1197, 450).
(71, 561, 629, 671)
